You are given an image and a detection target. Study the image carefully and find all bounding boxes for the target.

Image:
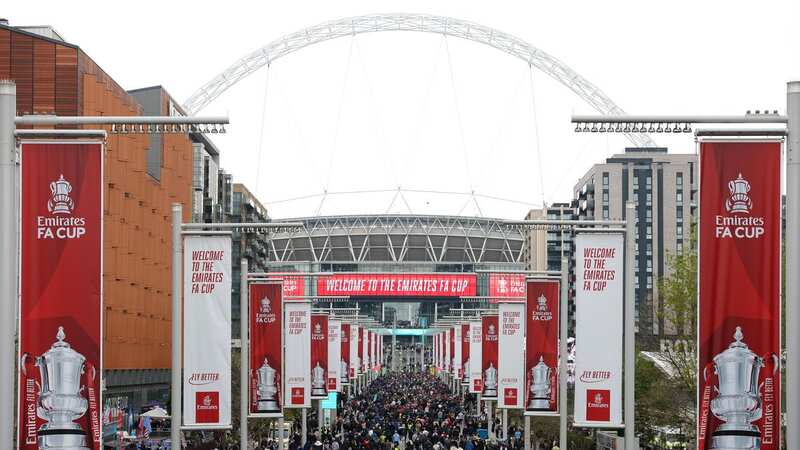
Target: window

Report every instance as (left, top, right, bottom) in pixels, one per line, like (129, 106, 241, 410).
(603, 209, 609, 219)
(602, 192, 609, 203)
(647, 276, 653, 288)
(646, 226, 652, 238)
(646, 192, 652, 203)
(646, 209, 652, 219)
(677, 192, 683, 203)
(646, 176, 652, 187)
(677, 173, 683, 186)
(677, 226, 683, 237)
(602, 172, 609, 186)
(677, 207, 683, 219)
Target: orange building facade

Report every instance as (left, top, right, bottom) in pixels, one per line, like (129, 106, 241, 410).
(0, 23, 191, 383)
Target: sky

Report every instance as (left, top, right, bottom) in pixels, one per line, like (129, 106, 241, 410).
(6, 1, 800, 219)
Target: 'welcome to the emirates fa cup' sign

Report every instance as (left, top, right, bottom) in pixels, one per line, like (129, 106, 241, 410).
(697, 141, 781, 450)
(183, 235, 232, 427)
(574, 233, 623, 427)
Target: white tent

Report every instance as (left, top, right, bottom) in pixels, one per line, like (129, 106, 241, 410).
(140, 406, 170, 419)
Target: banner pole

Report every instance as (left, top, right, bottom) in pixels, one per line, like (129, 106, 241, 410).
(523, 415, 530, 450)
(240, 258, 249, 450)
(0, 80, 16, 450)
(559, 258, 568, 450)
(624, 202, 636, 449)
(171, 203, 183, 448)
(301, 408, 307, 446)
(278, 416, 285, 450)
(787, 80, 800, 450)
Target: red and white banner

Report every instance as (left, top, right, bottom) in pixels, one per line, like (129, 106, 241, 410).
(481, 316, 499, 399)
(248, 282, 283, 417)
(453, 326, 462, 378)
(183, 235, 232, 427)
(469, 321, 483, 393)
(489, 273, 527, 300)
(341, 323, 351, 384)
(499, 302, 525, 409)
(317, 273, 476, 297)
(371, 331, 378, 372)
(310, 314, 329, 399)
(360, 327, 367, 373)
(525, 279, 560, 416)
(349, 324, 360, 378)
(284, 302, 311, 408)
(19, 141, 103, 450)
(328, 320, 340, 392)
(697, 141, 781, 450)
(461, 323, 470, 385)
(445, 328, 452, 374)
(574, 233, 623, 427)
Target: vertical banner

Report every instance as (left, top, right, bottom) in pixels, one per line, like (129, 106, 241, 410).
(248, 282, 283, 418)
(340, 323, 350, 386)
(310, 314, 329, 399)
(697, 141, 781, 450)
(525, 279, 560, 416)
(453, 326, 462, 378)
(327, 319, 341, 393)
(461, 323, 471, 385)
(349, 324, 360, 378)
(19, 142, 103, 450)
(362, 328, 369, 373)
(433, 333, 439, 372)
(284, 302, 311, 408)
(183, 235, 233, 427)
(371, 331, 378, 372)
(469, 322, 482, 393)
(574, 233, 623, 427)
(445, 328, 451, 374)
(481, 316, 499, 400)
(499, 302, 525, 409)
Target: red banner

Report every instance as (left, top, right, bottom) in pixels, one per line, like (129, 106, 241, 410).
(461, 323, 470, 383)
(358, 327, 365, 373)
(341, 323, 351, 385)
(488, 273, 527, 300)
(481, 316, 499, 399)
(525, 279, 559, 416)
(697, 141, 781, 450)
(317, 273, 476, 297)
(268, 273, 305, 299)
(19, 142, 103, 450)
(310, 314, 329, 399)
(249, 282, 283, 417)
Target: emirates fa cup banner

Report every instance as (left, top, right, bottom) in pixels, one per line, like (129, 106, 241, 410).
(461, 324, 471, 385)
(284, 302, 311, 408)
(341, 323, 351, 384)
(453, 326, 462, 378)
(249, 282, 283, 418)
(183, 235, 232, 427)
(574, 233, 623, 427)
(498, 302, 525, 409)
(362, 328, 369, 373)
(433, 333, 439, 372)
(19, 142, 103, 450)
(697, 141, 781, 450)
(525, 279, 560, 416)
(350, 324, 360, 378)
(328, 320, 341, 392)
(310, 314, 329, 399)
(445, 328, 452, 374)
(371, 331, 378, 371)
(481, 316, 499, 399)
(469, 321, 482, 393)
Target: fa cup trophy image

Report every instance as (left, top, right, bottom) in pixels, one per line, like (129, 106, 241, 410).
(483, 362, 498, 398)
(311, 362, 327, 397)
(528, 356, 552, 410)
(255, 357, 280, 412)
(340, 359, 348, 384)
(707, 326, 764, 450)
(28, 327, 91, 450)
(48, 175, 74, 215)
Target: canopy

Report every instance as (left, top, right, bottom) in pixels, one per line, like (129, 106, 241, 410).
(140, 407, 169, 419)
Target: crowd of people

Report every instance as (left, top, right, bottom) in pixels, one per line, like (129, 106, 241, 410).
(276, 371, 558, 450)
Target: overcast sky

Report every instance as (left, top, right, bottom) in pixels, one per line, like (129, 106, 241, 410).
(7, 1, 800, 219)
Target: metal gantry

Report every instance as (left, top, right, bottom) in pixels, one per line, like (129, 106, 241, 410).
(182, 13, 655, 148)
(267, 214, 526, 264)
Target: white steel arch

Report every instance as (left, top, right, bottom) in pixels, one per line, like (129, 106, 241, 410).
(183, 13, 656, 147)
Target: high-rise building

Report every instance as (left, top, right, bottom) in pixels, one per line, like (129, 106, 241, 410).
(573, 147, 697, 349)
(521, 208, 547, 272)
(229, 183, 270, 336)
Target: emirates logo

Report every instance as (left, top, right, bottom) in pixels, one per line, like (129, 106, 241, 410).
(594, 393, 603, 404)
(202, 395, 212, 406)
(48, 174, 74, 214)
(726, 173, 752, 214)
